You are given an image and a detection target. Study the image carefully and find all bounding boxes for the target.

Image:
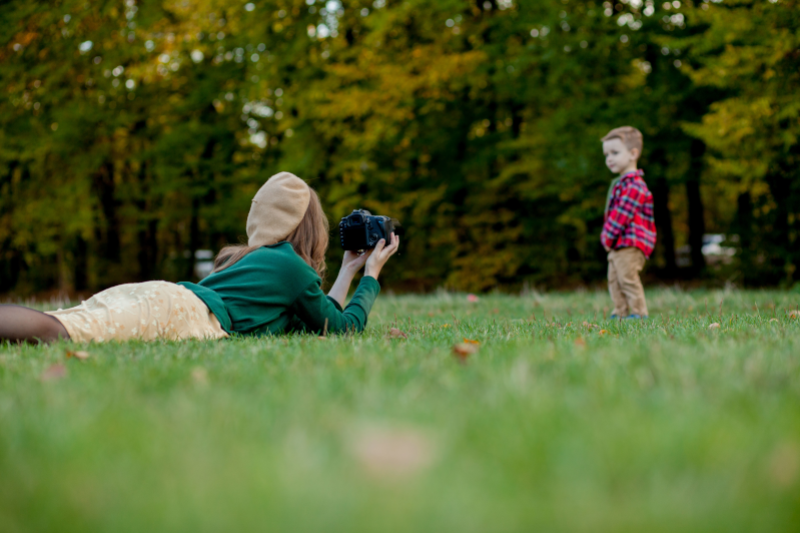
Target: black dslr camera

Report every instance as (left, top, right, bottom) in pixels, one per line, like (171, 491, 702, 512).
(339, 209, 401, 251)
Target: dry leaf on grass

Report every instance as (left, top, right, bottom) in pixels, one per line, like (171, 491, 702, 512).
(770, 318, 779, 323)
(768, 441, 800, 488)
(66, 350, 90, 360)
(788, 310, 799, 319)
(41, 363, 67, 382)
(462, 338, 480, 345)
(452, 342, 478, 363)
(574, 337, 586, 347)
(387, 327, 408, 339)
(598, 329, 608, 336)
(191, 366, 209, 386)
(708, 323, 720, 330)
(350, 427, 436, 480)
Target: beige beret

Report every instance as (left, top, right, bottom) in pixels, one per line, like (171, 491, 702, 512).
(246, 172, 311, 247)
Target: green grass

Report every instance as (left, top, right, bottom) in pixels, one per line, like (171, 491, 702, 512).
(1, 288, 800, 533)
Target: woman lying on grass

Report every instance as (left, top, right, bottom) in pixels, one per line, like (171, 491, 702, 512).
(0, 172, 400, 344)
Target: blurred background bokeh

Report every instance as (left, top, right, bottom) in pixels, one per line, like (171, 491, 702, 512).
(1, 0, 798, 296)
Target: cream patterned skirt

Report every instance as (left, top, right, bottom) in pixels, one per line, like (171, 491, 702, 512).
(46, 281, 229, 343)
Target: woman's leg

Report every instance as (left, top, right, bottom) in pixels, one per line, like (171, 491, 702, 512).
(0, 305, 71, 344)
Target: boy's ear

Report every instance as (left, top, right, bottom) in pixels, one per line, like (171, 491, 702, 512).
(631, 148, 640, 160)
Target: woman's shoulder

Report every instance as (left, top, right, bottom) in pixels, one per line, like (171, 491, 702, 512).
(247, 243, 319, 283)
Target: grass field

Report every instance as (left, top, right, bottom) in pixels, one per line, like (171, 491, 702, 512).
(1, 288, 800, 533)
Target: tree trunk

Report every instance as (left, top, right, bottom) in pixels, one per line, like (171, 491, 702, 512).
(652, 176, 676, 276)
(135, 161, 159, 282)
(137, 215, 158, 281)
(765, 172, 791, 283)
(686, 139, 706, 275)
(1, 254, 23, 294)
(187, 197, 201, 281)
(73, 235, 88, 291)
(735, 190, 755, 286)
(0, 161, 19, 292)
(93, 160, 122, 265)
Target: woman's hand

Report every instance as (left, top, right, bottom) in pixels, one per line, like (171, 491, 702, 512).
(327, 250, 373, 308)
(341, 249, 372, 275)
(364, 233, 400, 280)
(327, 235, 398, 307)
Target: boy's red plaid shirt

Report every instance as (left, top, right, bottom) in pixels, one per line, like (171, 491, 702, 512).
(601, 170, 657, 258)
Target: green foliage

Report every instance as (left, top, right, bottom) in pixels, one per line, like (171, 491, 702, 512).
(0, 0, 798, 294)
(1, 289, 800, 530)
(671, 0, 800, 284)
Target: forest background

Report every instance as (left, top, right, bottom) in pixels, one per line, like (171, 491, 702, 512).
(0, 0, 798, 296)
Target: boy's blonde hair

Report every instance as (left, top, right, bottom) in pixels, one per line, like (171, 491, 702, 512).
(601, 126, 643, 155)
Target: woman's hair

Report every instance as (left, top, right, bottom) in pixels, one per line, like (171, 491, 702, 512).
(212, 189, 329, 278)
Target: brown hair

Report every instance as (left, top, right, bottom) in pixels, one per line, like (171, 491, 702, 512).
(212, 189, 329, 278)
(601, 126, 643, 155)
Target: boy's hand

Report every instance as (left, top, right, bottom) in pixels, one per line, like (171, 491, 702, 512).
(604, 245, 611, 252)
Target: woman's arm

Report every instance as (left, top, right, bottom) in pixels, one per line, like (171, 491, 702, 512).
(291, 277, 381, 334)
(292, 234, 400, 334)
(327, 250, 371, 308)
(327, 233, 399, 307)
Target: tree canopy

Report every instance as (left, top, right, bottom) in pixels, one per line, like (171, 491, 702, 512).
(1, 0, 798, 295)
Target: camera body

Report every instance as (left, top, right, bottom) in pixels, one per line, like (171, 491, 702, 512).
(339, 209, 399, 251)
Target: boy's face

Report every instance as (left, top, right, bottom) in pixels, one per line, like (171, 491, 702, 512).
(603, 138, 639, 175)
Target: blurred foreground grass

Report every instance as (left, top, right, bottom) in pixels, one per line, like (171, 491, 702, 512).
(1, 288, 800, 533)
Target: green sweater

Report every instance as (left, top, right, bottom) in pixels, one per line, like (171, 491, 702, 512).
(178, 243, 380, 336)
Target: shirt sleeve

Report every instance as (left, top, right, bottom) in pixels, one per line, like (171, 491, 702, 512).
(601, 183, 644, 249)
(289, 276, 381, 334)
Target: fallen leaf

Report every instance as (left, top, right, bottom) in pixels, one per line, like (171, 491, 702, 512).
(598, 329, 608, 336)
(768, 441, 800, 488)
(788, 310, 799, 319)
(574, 337, 586, 347)
(41, 363, 67, 382)
(452, 342, 478, 362)
(350, 427, 436, 479)
(467, 294, 479, 303)
(462, 338, 480, 345)
(66, 350, 90, 360)
(582, 321, 598, 329)
(191, 366, 209, 386)
(770, 318, 779, 323)
(708, 323, 720, 329)
(387, 327, 408, 339)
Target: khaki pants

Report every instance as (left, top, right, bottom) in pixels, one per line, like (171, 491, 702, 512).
(46, 281, 228, 343)
(607, 247, 648, 317)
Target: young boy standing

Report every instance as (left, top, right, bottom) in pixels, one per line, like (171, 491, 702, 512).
(600, 126, 656, 319)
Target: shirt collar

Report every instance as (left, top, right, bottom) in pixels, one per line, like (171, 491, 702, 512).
(621, 169, 644, 180)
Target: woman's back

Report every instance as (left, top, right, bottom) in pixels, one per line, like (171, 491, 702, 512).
(186, 243, 320, 335)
